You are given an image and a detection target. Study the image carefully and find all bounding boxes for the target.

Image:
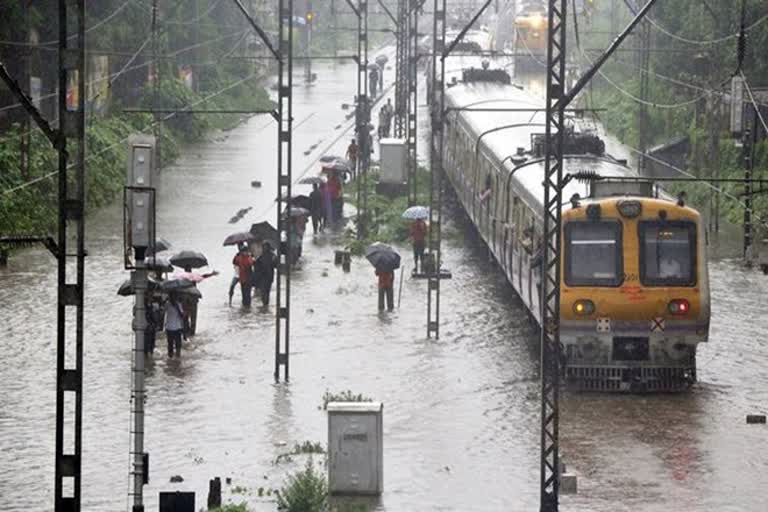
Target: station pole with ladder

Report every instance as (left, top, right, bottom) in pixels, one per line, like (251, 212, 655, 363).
(540, 1, 660, 508)
(230, 0, 294, 381)
(406, 0, 420, 206)
(394, 0, 409, 139)
(427, 0, 492, 339)
(347, 0, 369, 239)
(56, 1, 87, 509)
(274, 0, 294, 381)
(427, 0, 446, 338)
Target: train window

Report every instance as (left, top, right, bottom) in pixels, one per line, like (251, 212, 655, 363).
(565, 221, 623, 287)
(639, 221, 696, 286)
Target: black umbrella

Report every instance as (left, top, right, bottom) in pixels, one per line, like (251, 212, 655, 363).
(282, 206, 310, 218)
(375, 55, 388, 66)
(320, 154, 343, 163)
(223, 231, 255, 247)
(146, 255, 174, 273)
(365, 242, 401, 272)
(170, 286, 202, 300)
(117, 277, 159, 296)
(250, 221, 279, 244)
(289, 194, 312, 211)
(159, 278, 196, 291)
(170, 250, 208, 270)
(299, 176, 325, 185)
(154, 237, 172, 252)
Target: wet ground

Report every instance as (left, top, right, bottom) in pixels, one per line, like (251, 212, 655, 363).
(1, 44, 768, 512)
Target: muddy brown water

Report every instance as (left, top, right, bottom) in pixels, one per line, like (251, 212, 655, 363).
(1, 51, 767, 512)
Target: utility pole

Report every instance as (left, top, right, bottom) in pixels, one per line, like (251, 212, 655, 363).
(0, 2, 86, 508)
(347, 0, 370, 239)
(55, 1, 87, 509)
(305, 1, 314, 82)
(427, 0, 493, 339)
(125, 135, 157, 512)
(394, 0, 409, 138)
(540, 1, 660, 509)
(743, 108, 758, 265)
(152, 0, 162, 171)
(406, 0, 419, 206)
(637, 16, 650, 173)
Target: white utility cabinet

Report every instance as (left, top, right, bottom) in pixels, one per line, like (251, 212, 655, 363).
(379, 138, 406, 184)
(327, 401, 383, 495)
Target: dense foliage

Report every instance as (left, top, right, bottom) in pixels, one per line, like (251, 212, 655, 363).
(576, 0, 768, 228)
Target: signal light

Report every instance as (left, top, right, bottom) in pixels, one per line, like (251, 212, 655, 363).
(306, 12, 314, 22)
(668, 299, 690, 315)
(573, 299, 595, 316)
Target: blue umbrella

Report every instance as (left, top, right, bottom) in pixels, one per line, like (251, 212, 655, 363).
(402, 206, 430, 220)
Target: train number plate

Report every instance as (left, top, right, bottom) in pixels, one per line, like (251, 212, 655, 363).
(596, 317, 611, 333)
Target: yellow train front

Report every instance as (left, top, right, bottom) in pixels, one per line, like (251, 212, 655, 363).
(560, 189, 710, 391)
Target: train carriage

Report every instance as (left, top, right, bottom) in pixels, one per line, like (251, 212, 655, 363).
(440, 69, 710, 392)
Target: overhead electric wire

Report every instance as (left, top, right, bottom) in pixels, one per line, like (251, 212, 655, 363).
(3, 71, 261, 196)
(622, 3, 768, 46)
(0, 0, 140, 48)
(577, 47, 710, 109)
(619, 141, 768, 228)
(740, 70, 768, 137)
(0, 28, 249, 116)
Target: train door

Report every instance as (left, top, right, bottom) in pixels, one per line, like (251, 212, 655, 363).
(512, 198, 523, 293)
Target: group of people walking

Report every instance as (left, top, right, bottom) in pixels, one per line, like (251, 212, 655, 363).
(230, 241, 277, 307)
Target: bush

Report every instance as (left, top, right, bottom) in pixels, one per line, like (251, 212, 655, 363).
(276, 458, 329, 512)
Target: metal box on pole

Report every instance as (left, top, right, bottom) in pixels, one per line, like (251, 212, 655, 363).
(327, 402, 383, 495)
(126, 134, 156, 250)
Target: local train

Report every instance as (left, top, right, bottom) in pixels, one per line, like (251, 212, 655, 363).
(440, 64, 711, 392)
(512, 1, 548, 65)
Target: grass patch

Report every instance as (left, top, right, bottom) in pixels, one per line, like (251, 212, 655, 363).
(277, 457, 328, 512)
(322, 390, 374, 410)
(275, 440, 326, 464)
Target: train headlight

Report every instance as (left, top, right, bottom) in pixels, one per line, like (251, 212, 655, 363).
(617, 199, 642, 218)
(668, 299, 690, 315)
(573, 299, 595, 316)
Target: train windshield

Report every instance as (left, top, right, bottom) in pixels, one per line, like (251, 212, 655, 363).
(565, 221, 623, 287)
(640, 221, 696, 286)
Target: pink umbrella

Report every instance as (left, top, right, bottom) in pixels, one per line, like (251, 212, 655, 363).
(171, 270, 219, 283)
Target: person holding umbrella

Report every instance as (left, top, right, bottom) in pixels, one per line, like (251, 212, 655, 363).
(366, 242, 401, 312)
(309, 183, 324, 234)
(410, 219, 428, 273)
(252, 241, 277, 307)
(232, 245, 255, 307)
(164, 292, 186, 358)
(403, 206, 430, 273)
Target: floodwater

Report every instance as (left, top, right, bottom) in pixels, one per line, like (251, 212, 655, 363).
(1, 45, 768, 512)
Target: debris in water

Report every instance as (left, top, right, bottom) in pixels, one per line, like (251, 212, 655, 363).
(251, 180, 262, 188)
(170, 475, 184, 483)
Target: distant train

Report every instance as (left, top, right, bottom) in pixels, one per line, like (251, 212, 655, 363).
(513, 0, 548, 63)
(439, 64, 711, 392)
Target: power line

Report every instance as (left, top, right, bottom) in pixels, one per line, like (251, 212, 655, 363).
(0, 0, 141, 48)
(3, 70, 260, 196)
(0, 29, 249, 116)
(578, 47, 710, 109)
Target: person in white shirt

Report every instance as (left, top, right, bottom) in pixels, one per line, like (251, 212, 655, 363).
(164, 293, 186, 358)
(659, 256, 682, 278)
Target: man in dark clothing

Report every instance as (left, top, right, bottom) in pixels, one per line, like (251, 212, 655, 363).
(369, 66, 379, 97)
(410, 218, 428, 273)
(232, 246, 255, 307)
(309, 183, 323, 234)
(252, 242, 277, 307)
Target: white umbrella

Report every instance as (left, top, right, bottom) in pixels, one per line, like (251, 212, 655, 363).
(402, 206, 430, 220)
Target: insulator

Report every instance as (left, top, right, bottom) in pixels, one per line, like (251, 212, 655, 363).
(572, 170, 602, 183)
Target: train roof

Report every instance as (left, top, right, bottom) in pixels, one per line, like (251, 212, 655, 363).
(443, 80, 652, 212)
